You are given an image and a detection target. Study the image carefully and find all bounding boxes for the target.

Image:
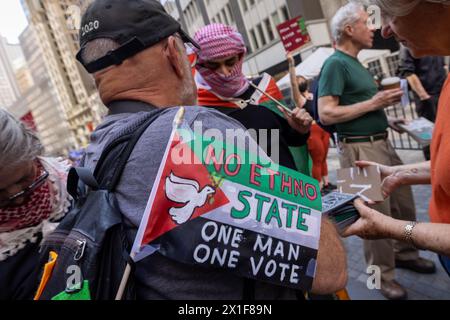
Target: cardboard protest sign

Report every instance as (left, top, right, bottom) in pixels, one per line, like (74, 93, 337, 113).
(130, 114, 322, 291)
(336, 166, 383, 202)
(399, 117, 434, 146)
(276, 16, 311, 53)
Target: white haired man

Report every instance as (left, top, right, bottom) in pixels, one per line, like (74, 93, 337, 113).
(318, 2, 435, 300)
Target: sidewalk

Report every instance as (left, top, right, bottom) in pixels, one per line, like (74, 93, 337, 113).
(327, 148, 450, 300)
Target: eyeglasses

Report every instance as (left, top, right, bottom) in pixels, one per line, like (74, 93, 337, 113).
(171, 33, 199, 68)
(0, 169, 49, 208)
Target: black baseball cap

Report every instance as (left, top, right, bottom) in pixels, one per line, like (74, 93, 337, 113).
(76, 0, 200, 73)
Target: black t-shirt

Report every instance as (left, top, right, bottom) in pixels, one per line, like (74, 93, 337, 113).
(204, 84, 309, 170)
(398, 46, 447, 96)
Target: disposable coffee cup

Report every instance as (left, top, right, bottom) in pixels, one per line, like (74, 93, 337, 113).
(381, 77, 401, 90)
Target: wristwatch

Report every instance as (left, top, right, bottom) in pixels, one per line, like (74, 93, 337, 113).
(404, 221, 419, 247)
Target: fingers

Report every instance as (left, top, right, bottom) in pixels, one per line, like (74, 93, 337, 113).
(277, 106, 291, 118)
(280, 107, 312, 134)
(381, 175, 399, 199)
(292, 108, 313, 125)
(383, 88, 403, 96)
(353, 198, 368, 212)
(341, 225, 355, 238)
(390, 88, 404, 95)
(375, 89, 403, 108)
(387, 89, 404, 101)
(341, 201, 365, 238)
(393, 118, 406, 125)
(355, 160, 376, 168)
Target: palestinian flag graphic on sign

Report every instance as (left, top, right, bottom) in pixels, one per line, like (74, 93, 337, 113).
(131, 108, 322, 291)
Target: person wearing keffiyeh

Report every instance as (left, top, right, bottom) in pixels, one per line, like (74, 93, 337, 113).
(0, 109, 71, 300)
(192, 23, 314, 175)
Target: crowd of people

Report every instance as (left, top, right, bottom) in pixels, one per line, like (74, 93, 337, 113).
(0, 0, 449, 301)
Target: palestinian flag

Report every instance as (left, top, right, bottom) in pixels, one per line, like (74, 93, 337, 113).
(195, 72, 312, 176)
(131, 109, 322, 291)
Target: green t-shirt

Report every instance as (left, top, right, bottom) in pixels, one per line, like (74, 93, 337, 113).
(318, 50, 388, 136)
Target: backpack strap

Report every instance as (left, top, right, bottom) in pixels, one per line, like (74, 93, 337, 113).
(93, 102, 164, 191)
(67, 167, 100, 200)
(106, 111, 163, 191)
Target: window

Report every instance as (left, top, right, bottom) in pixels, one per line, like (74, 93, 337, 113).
(281, 6, 290, 21)
(271, 11, 280, 26)
(368, 60, 383, 79)
(226, 4, 235, 22)
(250, 29, 259, 50)
(264, 18, 275, 41)
(241, 0, 248, 12)
(221, 8, 229, 25)
(256, 23, 266, 46)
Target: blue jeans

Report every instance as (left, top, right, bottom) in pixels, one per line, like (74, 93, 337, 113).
(439, 255, 450, 278)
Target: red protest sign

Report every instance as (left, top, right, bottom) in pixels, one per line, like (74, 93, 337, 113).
(276, 16, 311, 53)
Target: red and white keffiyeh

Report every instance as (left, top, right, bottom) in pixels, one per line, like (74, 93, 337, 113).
(0, 162, 53, 233)
(193, 24, 249, 98)
(0, 157, 71, 261)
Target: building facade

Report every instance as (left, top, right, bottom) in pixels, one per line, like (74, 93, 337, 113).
(21, 0, 106, 149)
(164, 0, 345, 77)
(0, 36, 21, 108)
(14, 63, 34, 95)
(12, 25, 77, 156)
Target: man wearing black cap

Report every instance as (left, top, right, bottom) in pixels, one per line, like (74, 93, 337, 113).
(78, 0, 347, 300)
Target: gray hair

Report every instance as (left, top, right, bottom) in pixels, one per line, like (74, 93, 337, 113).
(81, 38, 120, 65)
(364, 0, 450, 17)
(0, 108, 44, 168)
(331, 2, 366, 43)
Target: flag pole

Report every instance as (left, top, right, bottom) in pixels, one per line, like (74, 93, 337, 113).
(115, 107, 186, 301)
(115, 257, 133, 300)
(248, 82, 293, 115)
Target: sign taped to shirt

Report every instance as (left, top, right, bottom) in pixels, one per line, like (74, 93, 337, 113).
(130, 109, 322, 291)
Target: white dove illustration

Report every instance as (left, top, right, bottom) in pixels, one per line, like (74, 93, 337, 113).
(165, 172, 216, 225)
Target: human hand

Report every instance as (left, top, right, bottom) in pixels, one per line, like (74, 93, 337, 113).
(387, 117, 409, 133)
(371, 89, 404, 110)
(341, 199, 392, 239)
(278, 106, 313, 134)
(286, 52, 295, 67)
(355, 160, 401, 199)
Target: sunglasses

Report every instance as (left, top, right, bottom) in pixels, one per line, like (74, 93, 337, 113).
(0, 169, 50, 208)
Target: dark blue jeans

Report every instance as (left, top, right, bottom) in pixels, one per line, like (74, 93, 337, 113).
(439, 255, 450, 278)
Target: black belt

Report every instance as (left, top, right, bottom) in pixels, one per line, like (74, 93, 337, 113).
(338, 132, 388, 144)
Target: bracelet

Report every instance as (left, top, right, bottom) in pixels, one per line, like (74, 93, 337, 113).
(404, 221, 419, 248)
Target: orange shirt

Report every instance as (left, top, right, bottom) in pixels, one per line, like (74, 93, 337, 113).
(430, 74, 450, 224)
